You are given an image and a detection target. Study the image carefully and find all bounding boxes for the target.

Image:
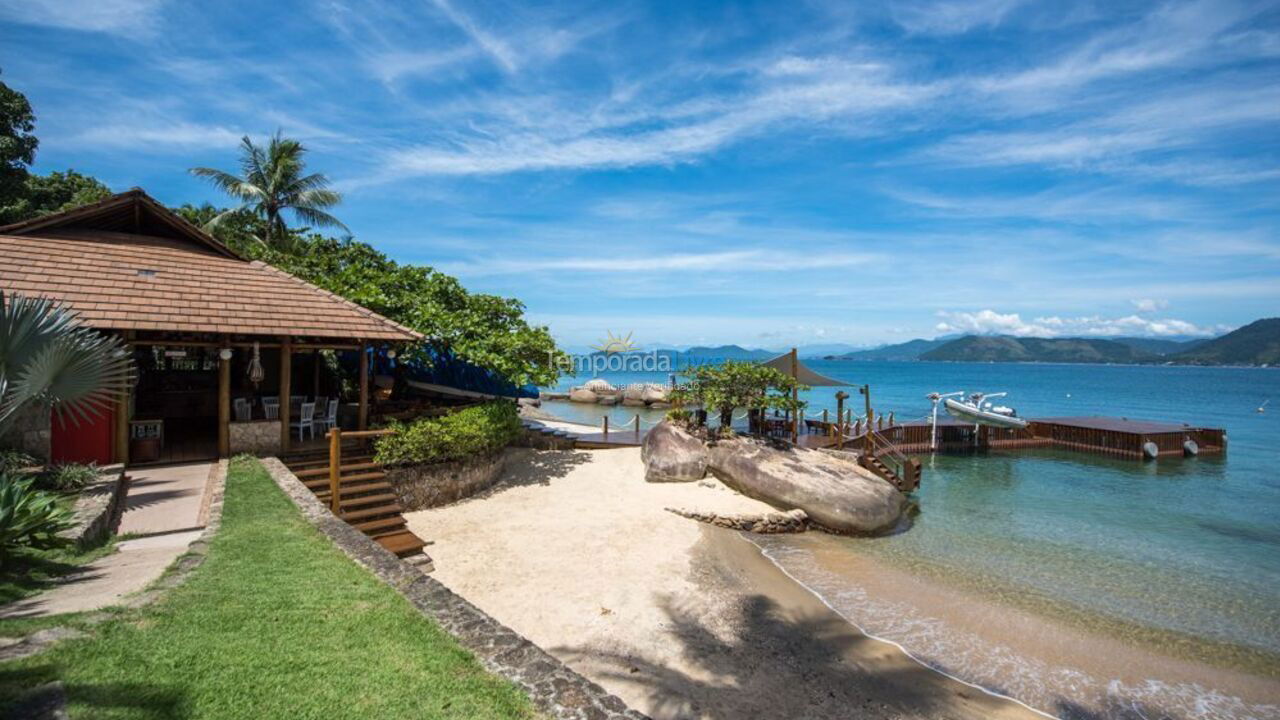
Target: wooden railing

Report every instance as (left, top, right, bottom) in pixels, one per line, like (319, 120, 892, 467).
(326, 427, 397, 514)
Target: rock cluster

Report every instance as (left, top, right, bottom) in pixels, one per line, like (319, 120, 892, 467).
(565, 381, 670, 408)
(666, 507, 809, 534)
(642, 421, 908, 535)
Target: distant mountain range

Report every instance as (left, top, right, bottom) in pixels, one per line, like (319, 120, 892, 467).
(822, 319, 1278, 366)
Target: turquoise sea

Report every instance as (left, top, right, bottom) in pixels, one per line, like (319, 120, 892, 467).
(541, 361, 1280, 718)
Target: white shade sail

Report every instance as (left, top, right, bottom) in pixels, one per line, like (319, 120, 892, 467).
(760, 351, 848, 387)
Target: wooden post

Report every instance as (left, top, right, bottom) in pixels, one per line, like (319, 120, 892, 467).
(790, 347, 799, 443)
(635, 413, 641, 436)
(861, 384, 873, 456)
(328, 428, 342, 514)
(280, 337, 292, 453)
(603, 415, 609, 438)
(835, 391, 848, 451)
(357, 342, 369, 431)
(313, 350, 321, 400)
(114, 331, 132, 465)
(218, 343, 231, 457)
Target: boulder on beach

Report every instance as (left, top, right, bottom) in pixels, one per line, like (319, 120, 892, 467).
(622, 398, 647, 407)
(597, 394, 619, 405)
(622, 384, 646, 401)
(569, 388, 598, 403)
(583, 379, 616, 393)
(642, 384, 669, 403)
(641, 421, 708, 483)
(707, 437, 906, 534)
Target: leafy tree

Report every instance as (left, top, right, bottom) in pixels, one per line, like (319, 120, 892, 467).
(190, 132, 348, 249)
(673, 360, 805, 430)
(172, 202, 269, 255)
(0, 70, 38, 220)
(1, 170, 112, 223)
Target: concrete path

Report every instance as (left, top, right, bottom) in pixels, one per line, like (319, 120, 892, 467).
(0, 461, 219, 619)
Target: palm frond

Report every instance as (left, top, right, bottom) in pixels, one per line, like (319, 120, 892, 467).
(290, 205, 350, 233)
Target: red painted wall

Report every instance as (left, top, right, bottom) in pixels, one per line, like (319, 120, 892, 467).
(50, 405, 115, 465)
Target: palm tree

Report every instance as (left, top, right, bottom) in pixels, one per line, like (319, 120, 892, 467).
(0, 291, 134, 438)
(190, 131, 349, 249)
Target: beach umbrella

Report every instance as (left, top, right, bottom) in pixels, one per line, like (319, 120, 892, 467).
(760, 348, 847, 441)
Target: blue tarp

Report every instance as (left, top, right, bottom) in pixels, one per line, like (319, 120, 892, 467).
(353, 345, 538, 399)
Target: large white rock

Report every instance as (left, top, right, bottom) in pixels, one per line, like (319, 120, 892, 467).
(583, 379, 616, 393)
(569, 388, 598, 403)
(707, 437, 906, 534)
(641, 384, 669, 403)
(641, 421, 708, 482)
(622, 384, 646, 401)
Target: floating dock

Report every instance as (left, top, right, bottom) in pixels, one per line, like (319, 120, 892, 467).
(802, 416, 1225, 460)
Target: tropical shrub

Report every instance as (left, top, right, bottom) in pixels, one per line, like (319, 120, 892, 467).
(40, 462, 98, 493)
(0, 473, 73, 564)
(0, 448, 35, 473)
(0, 290, 134, 438)
(672, 360, 806, 430)
(375, 401, 523, 466)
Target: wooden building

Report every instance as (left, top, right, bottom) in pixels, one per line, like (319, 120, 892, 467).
(0, 189, 422, 466)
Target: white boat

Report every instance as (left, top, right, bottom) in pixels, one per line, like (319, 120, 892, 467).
(944, 392, 1029, 430)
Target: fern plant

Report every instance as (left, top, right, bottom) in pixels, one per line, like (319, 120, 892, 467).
(0, 473, 73, 564)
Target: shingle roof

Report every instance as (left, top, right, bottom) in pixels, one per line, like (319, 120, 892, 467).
(0, 191, 422, 343)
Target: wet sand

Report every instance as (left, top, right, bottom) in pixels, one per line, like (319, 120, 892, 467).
(754, 532, 1280, 719)
(406, 447, 1043, 719)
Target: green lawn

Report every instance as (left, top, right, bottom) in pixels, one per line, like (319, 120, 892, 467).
(0, 457, 537, 719)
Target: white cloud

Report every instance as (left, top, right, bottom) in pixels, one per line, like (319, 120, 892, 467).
(441, 249, 880, 276)
(429, 0, 521, 73)
(0, 0, 164, 35)
(935, 309, 1226, 338)
(65, 121, 244, 150)
(892, 0, 1024, 35)
(1130, 298, 1168, 314)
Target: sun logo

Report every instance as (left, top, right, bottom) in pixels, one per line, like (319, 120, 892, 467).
(592, 330, 639, 354)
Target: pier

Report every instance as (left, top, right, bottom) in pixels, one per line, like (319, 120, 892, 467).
(799, 415, 1226, 460)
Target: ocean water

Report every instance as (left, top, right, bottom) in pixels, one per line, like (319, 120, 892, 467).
(541, 361, 1280, 718)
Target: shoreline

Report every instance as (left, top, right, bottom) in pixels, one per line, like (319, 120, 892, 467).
(406, 447, 1042, 719)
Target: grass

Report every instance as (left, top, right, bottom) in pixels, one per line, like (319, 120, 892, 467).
(0, 538, 118, 608)
(0, 457, 538, 719)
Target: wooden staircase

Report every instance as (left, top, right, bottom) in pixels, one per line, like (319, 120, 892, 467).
(281, 438, 429, 561)
(855, 430, 922, 493)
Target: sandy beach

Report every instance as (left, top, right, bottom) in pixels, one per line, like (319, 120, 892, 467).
(405, 447, 1044, 719)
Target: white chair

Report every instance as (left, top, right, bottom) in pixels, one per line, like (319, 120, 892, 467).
(233, 398, 252, 422)
(262, 397, 280, 421)
(291, 402, 316, 441)
(316, 399, 339, 434)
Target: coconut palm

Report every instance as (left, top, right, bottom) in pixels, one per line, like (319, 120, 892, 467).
(0, 291, 134, 438)
(190, 131, 349, 250)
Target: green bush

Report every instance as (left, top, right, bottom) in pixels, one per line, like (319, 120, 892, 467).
(0, 473, 73, 565)
(0, 450, 36, 474)
(375, 401, 523, 466)
(39, 463, 99, 493)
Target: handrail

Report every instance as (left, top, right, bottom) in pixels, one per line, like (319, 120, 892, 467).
(327, 426, 398, 513)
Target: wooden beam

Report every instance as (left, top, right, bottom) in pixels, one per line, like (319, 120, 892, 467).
(357, 342, 369, 431)
(313, 351, 321, 400)
(217, 343, 231, 457)
(280, 337, 292, 453)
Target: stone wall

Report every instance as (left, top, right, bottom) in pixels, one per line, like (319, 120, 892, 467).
(58, 464, 127, 547)
(387, 450, 510, 510)
(229, 420, 281, 456)
(0, 405, 51, 461)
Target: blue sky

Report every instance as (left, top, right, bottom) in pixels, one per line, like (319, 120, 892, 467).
(2, 0, 1277, 349)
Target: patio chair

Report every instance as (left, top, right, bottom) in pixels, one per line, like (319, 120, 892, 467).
(233, 398, 252, 422)
(292, 402, 316, 441)
(315, 399, 339, 434)
(262, 397, 280, 421)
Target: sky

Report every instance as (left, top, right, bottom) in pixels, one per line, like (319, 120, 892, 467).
(1, 0, 1277, 350)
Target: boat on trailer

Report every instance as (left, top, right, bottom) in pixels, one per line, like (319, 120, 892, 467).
(943, 392, 1029, 430)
